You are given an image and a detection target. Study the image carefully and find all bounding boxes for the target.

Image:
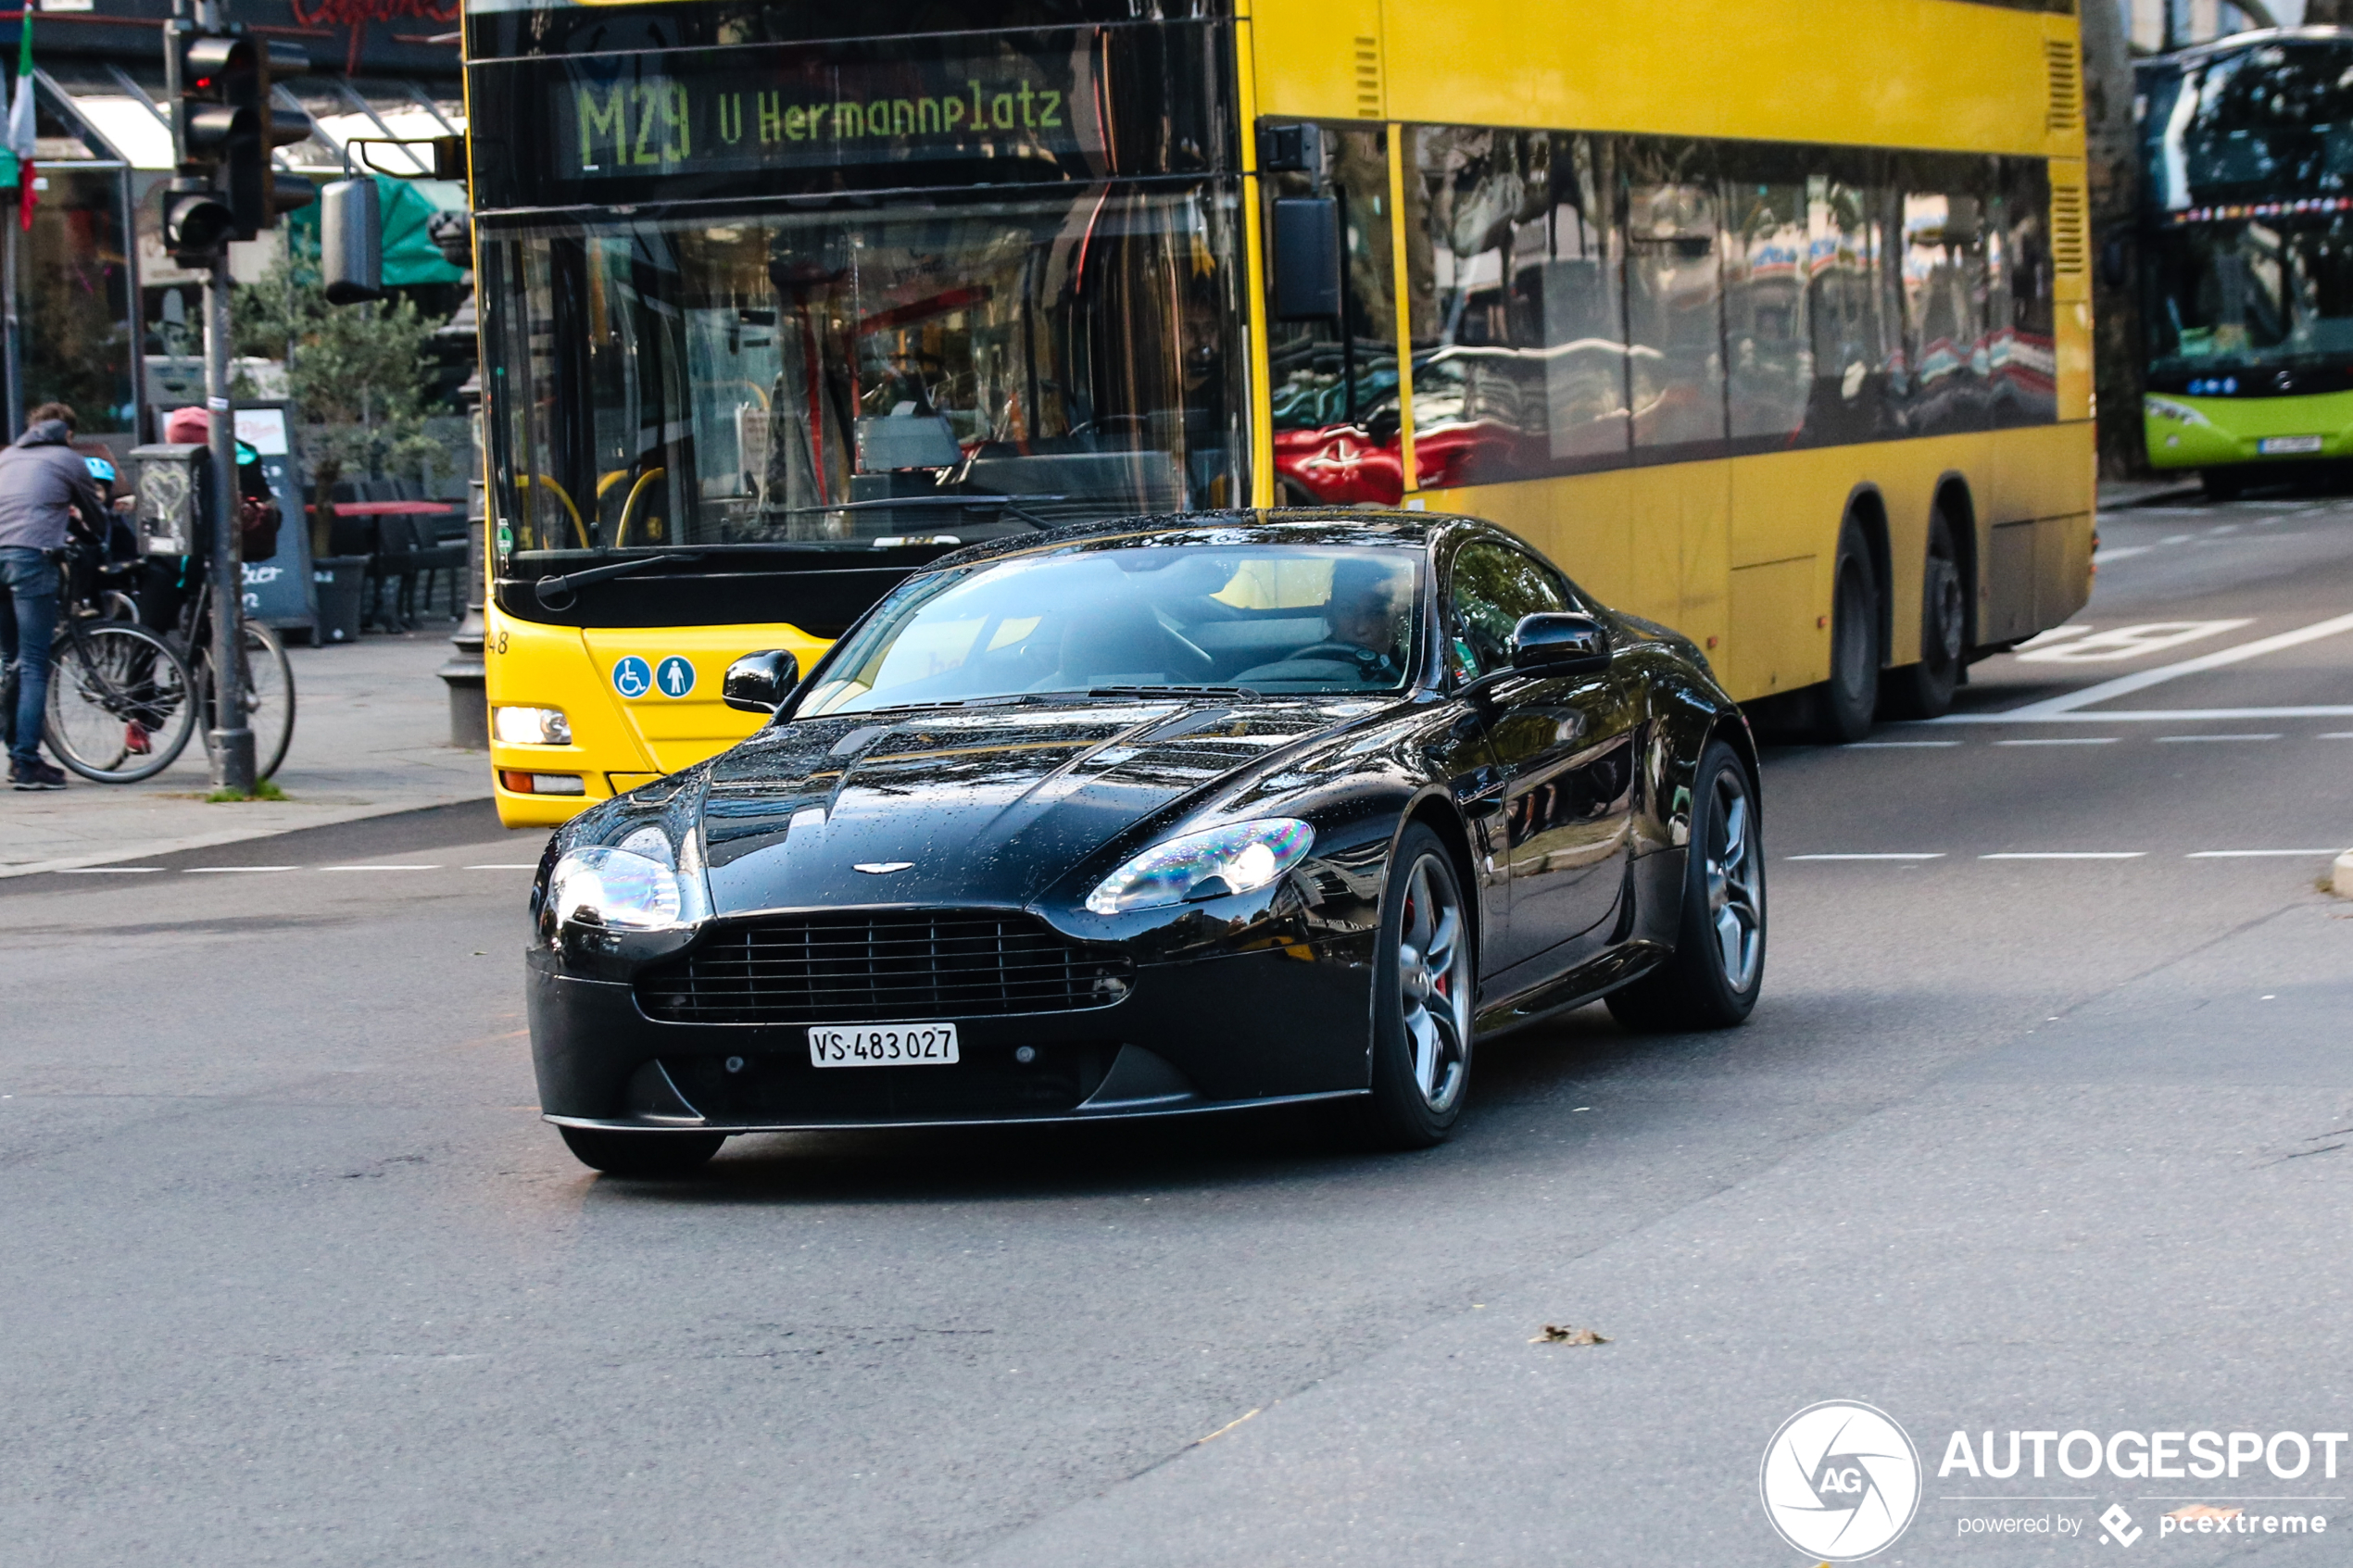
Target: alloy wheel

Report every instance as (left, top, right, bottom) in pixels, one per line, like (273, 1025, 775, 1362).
(1396, 854, 1472, 1112)
(1705, 771, 1764, 991)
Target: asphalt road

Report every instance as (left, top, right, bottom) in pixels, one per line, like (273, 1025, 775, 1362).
(3, 494, 2349, 1567)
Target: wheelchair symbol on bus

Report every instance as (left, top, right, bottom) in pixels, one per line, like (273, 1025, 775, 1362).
(611, 656, 653, 699)
(654, 656, 695, 698)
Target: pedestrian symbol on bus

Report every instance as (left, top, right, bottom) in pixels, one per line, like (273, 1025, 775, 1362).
(654, 656, 696, 698)
(611, 656, 653, 698)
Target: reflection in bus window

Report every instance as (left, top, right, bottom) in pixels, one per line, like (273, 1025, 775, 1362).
(1405, 128, 1630, 488)
(1263, 127, 1403, 506)
(484, 187, 1246, 554)
(1721, 163, 1812, 442)
(1625, 140, 1727, 452)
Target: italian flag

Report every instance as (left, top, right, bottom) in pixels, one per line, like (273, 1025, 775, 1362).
(0, 14, 33, 232)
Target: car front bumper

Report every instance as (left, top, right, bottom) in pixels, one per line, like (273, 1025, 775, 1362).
(527, 937, 1378, 1132)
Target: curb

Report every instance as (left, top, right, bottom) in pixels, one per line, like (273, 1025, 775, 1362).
(2336, 850, 2353, 899)
(0, 791, 495, 879)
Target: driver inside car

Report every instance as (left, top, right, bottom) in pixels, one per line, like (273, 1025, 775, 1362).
(1318, 558, 1408, 678)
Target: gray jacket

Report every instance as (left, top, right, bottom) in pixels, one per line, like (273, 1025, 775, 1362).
(0, 420, 107, 553)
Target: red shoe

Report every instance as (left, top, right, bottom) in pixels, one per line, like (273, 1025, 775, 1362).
(124, 721, 151, 755)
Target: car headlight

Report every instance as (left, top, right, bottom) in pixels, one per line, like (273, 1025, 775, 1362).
(547, 827, 705, 931)
(494, 705, 572, 746)
(1085, 818, 1314, 915)
(2145, 395, 2212, 427)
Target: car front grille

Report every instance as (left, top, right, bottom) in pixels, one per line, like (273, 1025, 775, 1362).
(635, 910, 1136, 1025)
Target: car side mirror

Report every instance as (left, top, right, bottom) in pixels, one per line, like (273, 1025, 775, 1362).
(723, 648, 799, 713)
(1509, 612, 1610, 674)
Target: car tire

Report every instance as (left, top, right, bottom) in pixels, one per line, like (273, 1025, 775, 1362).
(1881, 506, 1965, 720)
(1814, 519, 1881, 743)
(1356, 824, 1477, 1149)
(559, 1125, 725, 1177)
(1605, 742, 1766, 1033)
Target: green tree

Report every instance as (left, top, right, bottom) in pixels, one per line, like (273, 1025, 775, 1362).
(233, 242, 456, 493)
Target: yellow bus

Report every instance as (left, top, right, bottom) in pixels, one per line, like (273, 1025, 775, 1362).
(464, 0, 2095, 827)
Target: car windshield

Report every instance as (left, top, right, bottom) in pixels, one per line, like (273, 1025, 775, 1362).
(799, 545, 1423, 713)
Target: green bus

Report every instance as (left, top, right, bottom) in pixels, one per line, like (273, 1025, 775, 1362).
(2140, 27, 2353, 495)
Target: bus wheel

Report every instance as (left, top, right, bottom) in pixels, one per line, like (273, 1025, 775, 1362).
(1882, 508, 1965, 720)
(2201, 468, 2243, 501)
(1813, 520, 1881, 743)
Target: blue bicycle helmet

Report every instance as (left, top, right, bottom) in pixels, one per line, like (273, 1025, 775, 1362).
(83, 455, 117, 483)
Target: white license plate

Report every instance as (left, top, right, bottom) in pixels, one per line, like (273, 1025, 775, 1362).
(2259, 435, 2324, 454)
(808, 1022, 960, 1067)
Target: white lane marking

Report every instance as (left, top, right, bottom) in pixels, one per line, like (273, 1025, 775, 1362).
(2093, 546, 2153, 562)
(318, 864, 442, 872)
(2161, 533, 2195, 543)
(1934, 706, 2353, 723)
(1974, 611, 2353, 718)
(1849, 740, 1963, 748)
(464, 863, 540, 870)
(2013, 623, 2094, 650)
(2155, 733, 2280, 743)
(1982, 851, 2146, 860)
(1995, 737, 2120, 746)
(182, 866, 296, 873)
(2188, 848, 2350, 858)
(57, 867, 162, 874)
(2322, 732, 2353, 739)
(2015, 620, 2253, 664)
(1786, 853, 1947, 861)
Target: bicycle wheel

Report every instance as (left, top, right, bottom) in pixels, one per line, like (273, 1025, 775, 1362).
(193, 621, 296, 780)
(44, 622, 198, 783)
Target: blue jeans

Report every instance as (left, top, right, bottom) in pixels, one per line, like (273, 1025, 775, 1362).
(0, 546, 59, 768)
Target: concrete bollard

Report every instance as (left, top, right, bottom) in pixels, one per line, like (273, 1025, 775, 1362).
(2336, 850, 2353, 899)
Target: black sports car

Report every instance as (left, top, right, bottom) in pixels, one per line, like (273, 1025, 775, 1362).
(527, 510, 1765, 1175)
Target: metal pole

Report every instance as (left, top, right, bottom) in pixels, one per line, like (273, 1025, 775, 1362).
(203, 251, 254, 794)
(2, 208, 20, 438)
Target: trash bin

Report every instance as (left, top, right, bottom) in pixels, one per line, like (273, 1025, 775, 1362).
(312, 556, 369, 645)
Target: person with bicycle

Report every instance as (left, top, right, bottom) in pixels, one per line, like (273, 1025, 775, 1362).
(0, 402, 109, 790)
(141, 406, 281, 652)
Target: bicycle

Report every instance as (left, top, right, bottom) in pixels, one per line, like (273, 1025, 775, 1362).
(175, 574, 296, 783)
(2, 549, 201, 784)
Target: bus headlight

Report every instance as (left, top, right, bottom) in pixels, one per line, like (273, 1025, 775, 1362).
(1085, 819, 1314, 914)
(494, 705, 573, 745)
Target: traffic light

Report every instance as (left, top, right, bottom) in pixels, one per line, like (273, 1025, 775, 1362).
(164, 24, 312, 258)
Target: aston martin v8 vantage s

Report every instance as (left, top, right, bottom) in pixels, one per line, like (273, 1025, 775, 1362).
(527, 511, 1766, 1175)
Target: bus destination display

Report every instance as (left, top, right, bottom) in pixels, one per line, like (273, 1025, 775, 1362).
(555, 44, 1103, 182)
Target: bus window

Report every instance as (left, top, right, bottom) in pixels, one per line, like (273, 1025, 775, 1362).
(1719, 151, 1812, 443)
(1405, 128, 1629, 487)
(1264, 125, 1403, 506)
(1625, 138, 1728, 453)
(1899, 155, 1998, 434)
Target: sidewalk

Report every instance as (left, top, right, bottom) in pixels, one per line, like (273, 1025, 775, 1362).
(1, 630, 508, 877)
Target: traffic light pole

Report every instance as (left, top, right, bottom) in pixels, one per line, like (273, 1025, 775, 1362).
(202, 252, 255, 795)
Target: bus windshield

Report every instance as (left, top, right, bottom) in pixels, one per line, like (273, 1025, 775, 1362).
(482, 185, 1246, 558)
(2142, 39, 2353, 381)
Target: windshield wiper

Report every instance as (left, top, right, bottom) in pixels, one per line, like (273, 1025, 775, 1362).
(1083, 684, 1263, 702)
(761, 494, 1071, 532)
(532, 551, 701, 609)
